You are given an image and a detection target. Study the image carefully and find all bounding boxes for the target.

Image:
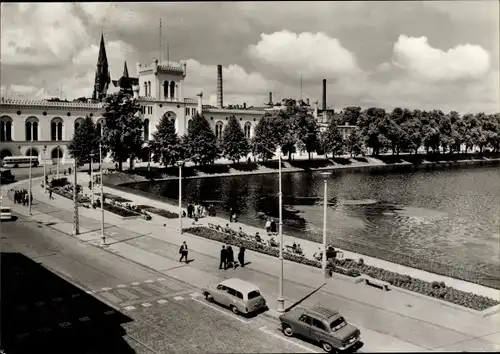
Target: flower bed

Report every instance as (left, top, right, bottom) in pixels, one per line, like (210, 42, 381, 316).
(52, 187, 89, 204)
(185, 226, 499, 311)
(103, 202, 143, 218)
(137, 205, 179, 219)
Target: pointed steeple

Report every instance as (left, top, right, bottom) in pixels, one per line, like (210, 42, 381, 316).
(123, 61, 129, 78)
(92, 33, 110, 102)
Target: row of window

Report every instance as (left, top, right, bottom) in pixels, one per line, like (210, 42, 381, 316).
(140, 106, 153, 115)
(0, 121, 63, 142)
(143, 81, 178, 99)
(185, 107, 197, 116)
(213, 121, 252, 139)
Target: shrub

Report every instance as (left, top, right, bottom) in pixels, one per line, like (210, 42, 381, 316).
(358, 258, 364, 266)
(184, 226, 500, 311)
(50, 178, 69, 188)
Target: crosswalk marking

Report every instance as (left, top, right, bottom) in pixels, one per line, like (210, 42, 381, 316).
(101, 287, 112, 291)
(141, 303, 152, 308)
(131, 282, 140, 286)
(144, 279, 154, 283)
(157, 299, 168, 304)
(190, 292, 202, 298)
(173, 296, 184, 301)
(117, 284, 127, 288)
(124, 305, 136, 311)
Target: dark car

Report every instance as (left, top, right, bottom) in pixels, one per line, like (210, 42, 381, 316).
(0, 168, 15, 184)
(279, 306, 361, 353)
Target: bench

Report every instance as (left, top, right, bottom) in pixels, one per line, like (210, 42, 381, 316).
(363, 276, 390, 291)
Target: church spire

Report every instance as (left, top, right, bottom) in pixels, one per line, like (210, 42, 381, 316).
(123, 61, 129, 78)
(92, 33, 110, 102)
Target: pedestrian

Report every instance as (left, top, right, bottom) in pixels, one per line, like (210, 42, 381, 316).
(238, 247, 246, 267)
(49, 188, 53, 200)
(68, 167, 72, 175)
(229, 207, 233, 222)
(270, 219, 277, 234)
(179, 241, 188, 263)
(226, 245, 234, 269)
(187, 204, 194, 218)
(265, 218, 271, 234)
(219, 245, 227, 270)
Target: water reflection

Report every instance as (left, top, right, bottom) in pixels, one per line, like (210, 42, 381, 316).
(134, 166, 500, 277)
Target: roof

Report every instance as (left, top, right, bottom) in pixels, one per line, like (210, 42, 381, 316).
(204, 108, 265, 115)
(306, 306, 339, 320)
(0, 98, 104, 110)
(220, 278, 260, 292)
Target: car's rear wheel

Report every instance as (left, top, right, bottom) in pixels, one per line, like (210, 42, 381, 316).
(205, 292, 213, 302)
(230, 305, 239, 315)
(322, 342, 334, 353)
(282, 325, 294, 337)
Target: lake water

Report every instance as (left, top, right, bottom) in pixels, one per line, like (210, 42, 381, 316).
(131, 166, 500, 282)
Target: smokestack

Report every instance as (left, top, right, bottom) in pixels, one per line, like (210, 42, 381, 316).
(269, 92, 273, 105)
(322, 79, 327, 111)
(217, 64, 223, 108)
(306, 98, 310, 106)
(243, 102, 246, 109)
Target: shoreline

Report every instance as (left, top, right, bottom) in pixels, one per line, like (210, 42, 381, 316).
(108, 154, 500, 185)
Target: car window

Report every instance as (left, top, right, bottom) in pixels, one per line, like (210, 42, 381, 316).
(227, 287, 237, 296)
(248, 290, 261, 299)
(330, 317, 347, 331)
(312, 319, 327, 331)
(299, 315, 311, 324)
(216, 284, 227, 291)
(236, 291, 243, 299)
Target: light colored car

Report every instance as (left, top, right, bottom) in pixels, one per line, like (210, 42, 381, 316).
(279, 306, 361, 352)
(0, 206, 12, 221)
(202, 278, 267, 315)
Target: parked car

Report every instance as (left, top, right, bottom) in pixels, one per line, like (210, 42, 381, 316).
(1, 206, 12, 221)
(279, 306, 361, 353)
(0, 168, 15, 184)
(202, 278, 267, 315)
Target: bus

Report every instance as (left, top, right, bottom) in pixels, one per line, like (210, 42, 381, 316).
(1, 156, 39, 168)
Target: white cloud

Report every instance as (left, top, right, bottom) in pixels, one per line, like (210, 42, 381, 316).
(183, 59, 277, 105)
(1, 3, 88, 66)
(392, 35, 491, 82)
(247, 30, 360, 81)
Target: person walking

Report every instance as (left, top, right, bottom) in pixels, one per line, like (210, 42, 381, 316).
(179, 241, 188, 263)
(226, 245, 234, 269)
(265, 219, 271, 234)
(219, 245, 227, 270)
(238, 247, 246, 267)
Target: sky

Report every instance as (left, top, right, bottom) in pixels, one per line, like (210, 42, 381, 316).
(1, 1, 499, 114)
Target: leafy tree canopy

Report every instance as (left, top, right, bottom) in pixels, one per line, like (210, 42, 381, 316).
(183, 113, 219, 165)
(68, 116, 101, 166)
(221, 115, 250, 163)
(150, 113, 183, 167)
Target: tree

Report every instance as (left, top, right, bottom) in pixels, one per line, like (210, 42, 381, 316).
(149, 113, 183, 167)
(400, 110, 423, 154)
(358, 107, 388, 155)
(221, 115, 250, 163)
(346, 128, 364, 157)
(342, 106, 362, 125)
(183, 113, 219, 165)
(294, 108, 319, 159)
(321, 119, 345, 158)
(68, 116, 100, 166)
(251, 114, 279, 161)
(102, 91, 144, 171)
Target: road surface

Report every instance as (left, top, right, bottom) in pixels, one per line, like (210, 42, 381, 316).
(1, 212, 324, 354)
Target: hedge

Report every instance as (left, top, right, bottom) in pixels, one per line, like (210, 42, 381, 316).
(137, 205, 179, 219)
(185, 226, 499, 311)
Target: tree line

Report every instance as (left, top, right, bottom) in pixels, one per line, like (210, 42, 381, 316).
(68, 92, 500, 169)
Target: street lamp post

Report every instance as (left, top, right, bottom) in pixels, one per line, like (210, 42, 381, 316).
(43, 146, 47, 194)
(56, 145, 60, 179)
(276, 147, 285, 313)
(99, 128, 105, 246)
(89, 153, 95, 206)
(73, 155, 80, 235)
(321, 172, 332, 278)
(177, 160, 184, 234)
(28, 139, 33, 215)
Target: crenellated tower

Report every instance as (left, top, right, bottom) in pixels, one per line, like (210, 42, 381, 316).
(92, 33, 111, 102)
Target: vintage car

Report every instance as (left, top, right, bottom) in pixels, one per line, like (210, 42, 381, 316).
(202, 278, 267, 315)
(279, 306, 361, 352)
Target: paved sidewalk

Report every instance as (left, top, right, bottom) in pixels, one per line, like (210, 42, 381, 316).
(4, 176, 500, 352)
(75, 172, 500, 300)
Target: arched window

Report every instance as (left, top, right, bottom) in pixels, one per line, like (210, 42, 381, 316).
(51, 146, 63, 159)
(144, 119, 149, 141)
(144, 82, 148, 97)
(187, 119, 192, 131)
(244, 122, 252, 139)
(25, 121, 32, 141)
(170, 81, 175, 99)
(74, 117, 84, 131)
(25, 116, 39, 141)
(1, 149, 13, 159)
(147, 81, 151, 97)
(0, 116, 13, 142)
(164, 81, 169, 99)
(25, 148, 39, 157)
(215, 121, 224, 140)
(33, 122, 38, 141)
(96, 118, 105, 137)
(51, 117, 63, 141)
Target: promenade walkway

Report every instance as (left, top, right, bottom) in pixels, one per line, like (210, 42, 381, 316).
(81, 172, 499, 300)
(3, 175, 500, 352)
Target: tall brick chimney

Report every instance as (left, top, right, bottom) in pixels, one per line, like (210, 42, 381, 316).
(217, 64, 223, 108)
(269, 92, 273, 105)
(322, 79, 327, 111)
